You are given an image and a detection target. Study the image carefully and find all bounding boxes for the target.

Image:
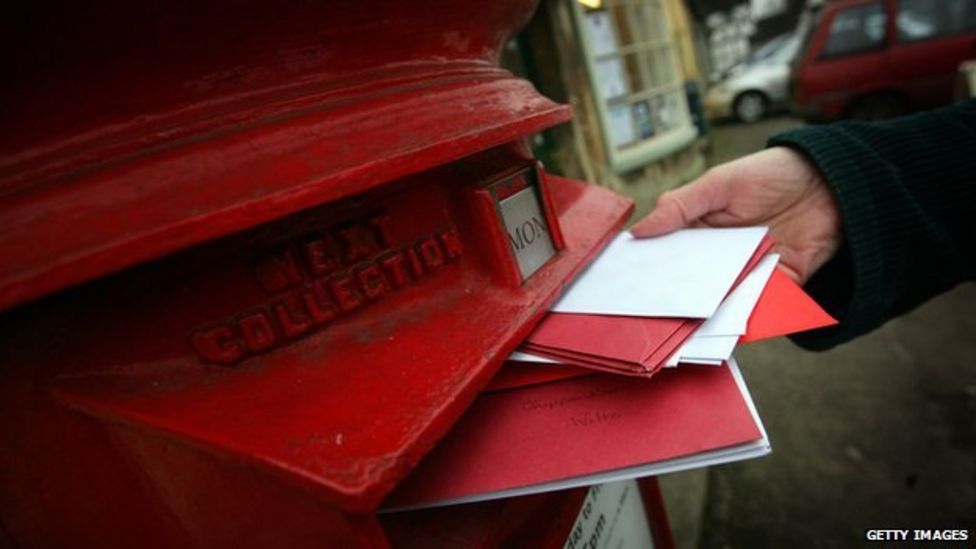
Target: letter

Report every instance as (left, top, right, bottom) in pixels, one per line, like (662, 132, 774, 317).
(509, 229, 525, 251)
(866, 530, 880, 541)
(437, 227, 463, 261)
(302, 237, 340, 276)
(532, 216, 548, 236)
(586, 514, 605, 548)
(355, 263, 391, 299)
(329, 274, 363, 312)
(917, 530, 933, 541)
(520, 220, 537, 245)
(379, 252, 411, 288)
(253, 249, 303, 292)
(405, 247, 425, 279)
(239, 311, 277, 352)
(337, 224, 377, 263)
(273, 301, 310, 338)
(418, 237, 444, 270)
(301, 284, 338, 324)
(191, 325, 244, 364)
(568, 524, 582, 549)
(367, 213, 395, 248)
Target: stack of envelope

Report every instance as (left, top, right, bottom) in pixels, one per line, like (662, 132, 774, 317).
(385, 357, 769, 510)
(504, 227, 835, 380)
(382, 227, 837, 512)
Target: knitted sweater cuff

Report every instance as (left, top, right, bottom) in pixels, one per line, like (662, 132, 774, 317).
(768, 127, 891, 350)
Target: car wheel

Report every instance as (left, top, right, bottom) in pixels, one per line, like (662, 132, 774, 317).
(848, 93, 908, 121)
(733, 92, 767, 123)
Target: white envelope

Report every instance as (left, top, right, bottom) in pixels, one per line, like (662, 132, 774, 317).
(508, 350, 558, 364)
(696, 254, 779, 337)
(552, 227, 768, 319)
(667, 254, 779, 366)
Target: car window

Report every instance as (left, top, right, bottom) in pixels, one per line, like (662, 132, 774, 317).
(749, 35, 789, 64)
(769, 34, 801, 63)
(898, 0, 976, 42)
(822, 1, 887, 57)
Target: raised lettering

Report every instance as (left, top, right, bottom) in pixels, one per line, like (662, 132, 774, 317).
(329, 274, 363, 312)
(302, 237, 340, 275)
(193, 222, 465, 365)
(419, 237, 444, 270)
(239, 312, 277, 352)
(301, 284, 338, 324)
(338, 224, 377, 263)
(273, 301, 310, 338)
(253, 249, 303, 292)
(191, 325, 244, 364)
(437, 228, 463, 260)
(405, 248, 425, 279)
(367, 214, 395, 247)
(355, 264, 391, 299)
(378, 252, 411, 288)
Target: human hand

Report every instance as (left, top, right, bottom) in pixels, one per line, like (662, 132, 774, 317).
(630, 147, 843, 284)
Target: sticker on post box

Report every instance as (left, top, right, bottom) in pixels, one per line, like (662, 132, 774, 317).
(565, 480, 654, 549)
(499, 185, 557, 281)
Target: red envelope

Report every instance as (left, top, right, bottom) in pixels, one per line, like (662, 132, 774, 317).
(490, 265, 835, 392)
(524, 314, 687, 368)
(484, 361, 593, 392)
(740, 267, 837, 342)
(386, 363, 764, 510)
(518, 236, 775, 377)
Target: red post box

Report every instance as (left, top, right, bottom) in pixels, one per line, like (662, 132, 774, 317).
(0, 1, 652, 546)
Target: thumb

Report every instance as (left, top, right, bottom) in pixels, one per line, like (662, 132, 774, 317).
(630, 171, 730, 238)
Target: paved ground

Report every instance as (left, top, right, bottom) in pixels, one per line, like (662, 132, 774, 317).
(658, 116, 976, 549)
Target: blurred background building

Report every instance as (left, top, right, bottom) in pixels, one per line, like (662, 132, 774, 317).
(503, 0, 712, 221)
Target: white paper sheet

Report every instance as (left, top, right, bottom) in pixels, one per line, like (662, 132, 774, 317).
(696, 253, 779, 337)
(666, 336, 738, 366)
(665, 355, 724, 367)
(666, 254, 778, 366)
(508, 350, 559, 364)
(552, 227, 768, 319)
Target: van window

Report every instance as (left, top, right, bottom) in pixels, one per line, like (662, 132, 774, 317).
(897, 0, 976, 41)
(822, 1, 887, 57)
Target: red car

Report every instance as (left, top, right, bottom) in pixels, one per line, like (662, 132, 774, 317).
(790, 0, 976, 121)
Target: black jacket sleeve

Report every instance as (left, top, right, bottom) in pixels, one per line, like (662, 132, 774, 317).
(767, 99, 976, 350)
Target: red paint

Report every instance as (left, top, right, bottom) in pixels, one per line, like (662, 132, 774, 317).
(0, 0, 635, 546)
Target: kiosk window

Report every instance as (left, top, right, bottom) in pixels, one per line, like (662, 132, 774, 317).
(574, 0, 695, 172)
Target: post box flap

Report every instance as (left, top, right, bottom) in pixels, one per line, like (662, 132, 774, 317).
(42, 176, 632, 513)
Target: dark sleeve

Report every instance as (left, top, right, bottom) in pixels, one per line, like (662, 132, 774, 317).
(766, 99, 976, 350)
